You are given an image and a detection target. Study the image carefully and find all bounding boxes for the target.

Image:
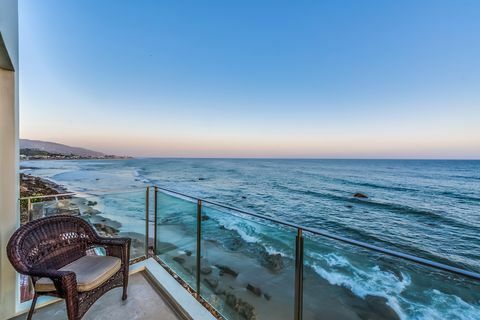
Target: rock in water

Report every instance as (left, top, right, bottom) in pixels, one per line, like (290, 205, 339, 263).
(263, 253, 284, 272)
(353, 192, 368, 199)
(364, 295, 400, 320)
(204, 278, 218, 289)
(200, 266, 212, 275)
(225, 292, 257, 320)
(93, 223, 119, 236)
(215, 264, 239, 277)
(246, 283, 262, 297)
(173, 256, 185, 264)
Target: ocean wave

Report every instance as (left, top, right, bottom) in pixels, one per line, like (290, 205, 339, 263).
(309, 253, 410, 319)
(130, 168, 152, 184)
(282, 187, 474, 231)
(288, 174, 418, 193)
(438, 191, 480, 203)
(448, 175, 480, 182)
(345, 180, 417, 193)
(206, 210, 295, 259)
(216, 216, 261, 244)
(308, 251, 480, 319)
(410, 289, 480, 320)
(264, 245, 290, 258)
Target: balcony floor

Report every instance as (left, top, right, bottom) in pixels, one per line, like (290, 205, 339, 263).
(12, 272, 182, 320)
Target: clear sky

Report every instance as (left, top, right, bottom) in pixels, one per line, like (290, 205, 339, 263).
(19, 0, 480, 159)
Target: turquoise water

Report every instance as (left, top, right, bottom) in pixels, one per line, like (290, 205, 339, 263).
(21, 159, 480, 319)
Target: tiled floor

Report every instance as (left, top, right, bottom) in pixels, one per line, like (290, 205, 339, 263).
(12, 272, 182, 320)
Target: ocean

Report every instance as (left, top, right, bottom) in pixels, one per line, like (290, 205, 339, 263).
(21, 158, 480, 319)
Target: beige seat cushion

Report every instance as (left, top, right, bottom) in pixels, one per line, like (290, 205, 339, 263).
(35, 255, 121, 292)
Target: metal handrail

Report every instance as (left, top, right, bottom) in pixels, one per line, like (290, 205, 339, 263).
(19, 192, 76, 200)
(19, 186, 151, 201)
(154, 185, 480, 281)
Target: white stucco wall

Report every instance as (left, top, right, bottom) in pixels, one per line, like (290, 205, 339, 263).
(0, 0, 19, 318)
(0, 0, 18, 67)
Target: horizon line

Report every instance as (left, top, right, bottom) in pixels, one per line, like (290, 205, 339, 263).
(33, 156, 480, 161)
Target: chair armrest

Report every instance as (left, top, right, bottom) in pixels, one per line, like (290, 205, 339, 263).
(29, 269, 77, 295)
(93, 237, 131, 263)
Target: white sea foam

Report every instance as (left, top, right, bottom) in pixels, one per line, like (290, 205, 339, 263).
(309, 252, 480, 319)
(309, 253, 410, 319)
(216, 216, 261, 244)
(412, 289, 480, 320)
(323, 253, 350, 267)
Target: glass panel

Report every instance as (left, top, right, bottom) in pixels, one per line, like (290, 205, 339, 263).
(302, 232, 480, 320)
(19, 194, 76, 225)
(18, 189, 148, 303)
(19, 198, 29, 225)
(155, 190, 198, 289)
(81, 190, 148, 259)
(200, 202, 296, 320)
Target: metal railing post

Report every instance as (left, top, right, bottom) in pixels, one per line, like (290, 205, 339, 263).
(145, 186, 150, 257)
(27, 198, 32, 222)
(153, 186, 158, 254)
(294, 228, 304, 320)
(196, 199, 202, 296)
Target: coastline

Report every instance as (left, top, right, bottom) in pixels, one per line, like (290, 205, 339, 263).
(20, 172, 69, 197)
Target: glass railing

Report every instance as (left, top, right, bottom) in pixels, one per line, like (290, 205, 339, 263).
(200, 201, 296, 320)
(20, 188, 149, 258)
(302, 230, 480, 320)
(18, 188, 149, 303)
(153, 186, 480, 320)
(155, 190, 198, 289)
(18, 186, 480, 319)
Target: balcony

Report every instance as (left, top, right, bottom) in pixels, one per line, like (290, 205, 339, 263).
(12, 186, 480, 320)
(12, 272, 182, 320)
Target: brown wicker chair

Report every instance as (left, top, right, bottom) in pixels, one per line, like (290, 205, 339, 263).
(7, 215, 131, 320)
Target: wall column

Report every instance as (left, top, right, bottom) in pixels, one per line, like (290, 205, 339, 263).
(0, 0, 19, 317)
(0, 66, 18, 320)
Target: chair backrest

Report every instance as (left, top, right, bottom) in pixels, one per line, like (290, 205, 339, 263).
(7, 215, 98, 274)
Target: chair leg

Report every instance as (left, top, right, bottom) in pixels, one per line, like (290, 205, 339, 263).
(122, 268, 129, 300)
(26, 293, 38, 320)
(65, 294, 79, 320)
(122, 273, 128, 300)
(122, 285, 128, 300)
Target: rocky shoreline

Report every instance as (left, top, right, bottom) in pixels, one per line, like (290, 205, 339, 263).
(20, 172, 69, 198)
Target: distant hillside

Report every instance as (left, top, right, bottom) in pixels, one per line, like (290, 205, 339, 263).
(20, 139, 106, 157)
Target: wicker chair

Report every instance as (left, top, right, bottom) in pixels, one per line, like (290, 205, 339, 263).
(7, 215, 131, 320)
